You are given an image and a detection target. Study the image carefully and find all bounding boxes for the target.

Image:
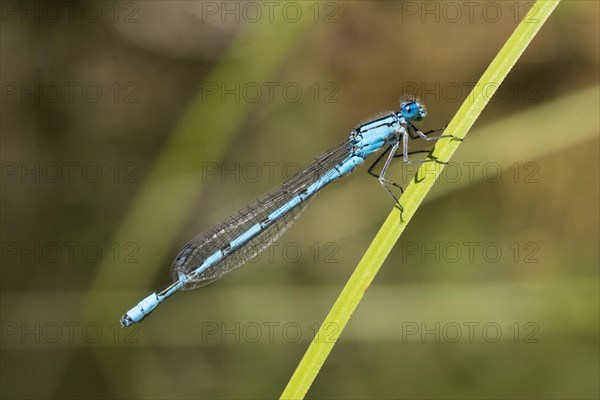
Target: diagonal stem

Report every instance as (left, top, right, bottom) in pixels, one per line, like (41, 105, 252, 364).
(280, 1, 561, 398)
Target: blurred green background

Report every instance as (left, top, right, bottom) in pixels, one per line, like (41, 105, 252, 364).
(1, 1, 598, 399)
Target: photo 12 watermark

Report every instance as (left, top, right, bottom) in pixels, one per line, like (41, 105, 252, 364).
(1, 161, 140, 184)
(199, 81, 339, 104)
(196, 1, 340, 24)
(400, 81, 540, 104)
(199, 320, 340, 344)
(399, 1, 539, 24)
(0, 1, 140, 24)
(1, 81, 140, 104)
(1, 241, 140, 265)
(1, 321, 140, 346)
(399, 241, 540, 264)
(400, 321, 540, 343)
(402, 161, 540, 185)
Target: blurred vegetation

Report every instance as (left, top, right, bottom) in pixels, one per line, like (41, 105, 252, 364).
(1, 1, 598, 399)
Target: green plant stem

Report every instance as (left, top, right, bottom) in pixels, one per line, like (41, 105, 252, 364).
(280, 1, 561, 398)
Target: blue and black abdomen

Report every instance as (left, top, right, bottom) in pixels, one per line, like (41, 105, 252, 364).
(170, 139, 355, 289)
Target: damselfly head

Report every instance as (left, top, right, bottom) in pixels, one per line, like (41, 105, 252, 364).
(399, 96, 426, 121)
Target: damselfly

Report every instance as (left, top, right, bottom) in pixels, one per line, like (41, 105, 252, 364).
(120, 97, 457, 327)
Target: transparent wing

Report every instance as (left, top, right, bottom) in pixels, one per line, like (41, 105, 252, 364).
(170, 138, 353, 290)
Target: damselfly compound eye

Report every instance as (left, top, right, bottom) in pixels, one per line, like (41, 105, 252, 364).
(400, 101, 426, 121)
